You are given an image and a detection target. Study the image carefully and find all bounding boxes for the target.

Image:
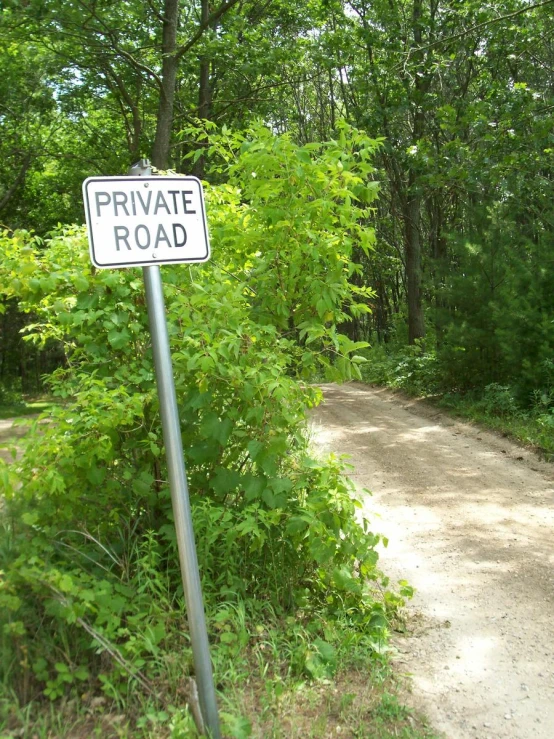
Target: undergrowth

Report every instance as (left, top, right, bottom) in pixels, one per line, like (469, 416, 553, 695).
(0, 125, 419, 736)
(0, 396, 55, 420)
(362, 344, 554, 456)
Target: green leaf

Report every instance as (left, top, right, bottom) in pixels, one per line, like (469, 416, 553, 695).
(313, 638, 336, 667)
(107, 327, 131, 350)
(261, 488, 275, 508)
(220, 711, 252, 739)
(86, 465, 106, 485)
(201, 413, 233, 445)
(73, 665, 90, 681)
(285, 516, 309, 535)
(247, 439, 264, 461)
(210, 467, 240, 496)
(243, 473, 266, 501)
(332, 567, 361, 593)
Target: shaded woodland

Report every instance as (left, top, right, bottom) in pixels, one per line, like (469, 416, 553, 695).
(1, 0, 553, 401)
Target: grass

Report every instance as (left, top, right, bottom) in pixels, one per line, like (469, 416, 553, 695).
(437, 393, 554, 458)
(0, 397, 56, 463)
(360, 348, 554, 459)
(0, 663, 437, 739)
(0, 567, 434, 739)
(0, 396, 55, 421)
(233, 667, 436, 738)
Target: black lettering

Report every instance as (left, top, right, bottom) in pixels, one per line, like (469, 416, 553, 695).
(114, 226, 131, 251)
(168, 190, 179, 213)
(135, 225, 151, 249)
(130, 191, 137, 216)
(113, 191, 129, 216)
(182, 190, 196, 214)
(154, 190, 171, 215)
(154, 224, 171, 248)
(136, 190, 152, 215)
(95, 192, 111, 217)
(172, 223, 187, 247)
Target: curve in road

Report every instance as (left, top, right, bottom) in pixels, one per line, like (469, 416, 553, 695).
(311, 383, 554, 739)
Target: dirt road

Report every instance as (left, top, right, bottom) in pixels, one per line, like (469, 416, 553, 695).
(0, 417, 34, 464)
(311, 384, 554, 739)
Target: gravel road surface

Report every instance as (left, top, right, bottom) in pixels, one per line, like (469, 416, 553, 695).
(311, 383, 554, 739)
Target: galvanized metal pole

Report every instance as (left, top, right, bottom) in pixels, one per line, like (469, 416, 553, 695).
(130, 161, 220, 738)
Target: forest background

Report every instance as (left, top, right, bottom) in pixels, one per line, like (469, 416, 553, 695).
(0, 0, 553, 736)
(1, 0, 554, 439)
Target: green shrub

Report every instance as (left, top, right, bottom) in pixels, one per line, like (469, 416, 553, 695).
(473, 383, 519, 417)
(0, 125, 401, 709)
(362, 344, 441, 396)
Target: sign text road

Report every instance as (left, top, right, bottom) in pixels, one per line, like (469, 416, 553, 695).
(83, 176, 210, 268)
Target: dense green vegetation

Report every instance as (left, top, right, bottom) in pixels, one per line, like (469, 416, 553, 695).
(363, 343, 554, 457)
(0, 0, 552, 734)
(1, 0, 552, 412)
(0, 129, 418, 736)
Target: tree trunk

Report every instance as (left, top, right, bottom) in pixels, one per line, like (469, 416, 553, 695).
(192, 0, 212, 178)
(403, 0, 426, 345)
(404, 185, 426, 344)
(151, 0, 179, 170)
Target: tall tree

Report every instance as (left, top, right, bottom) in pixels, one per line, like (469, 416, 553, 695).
(2, 0, 247, 170)
(298, 0, 554, 351)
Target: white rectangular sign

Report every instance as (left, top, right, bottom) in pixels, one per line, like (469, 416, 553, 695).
(83, 176, 210, 268)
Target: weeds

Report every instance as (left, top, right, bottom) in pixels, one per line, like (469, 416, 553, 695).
(362, 346, 554, 456)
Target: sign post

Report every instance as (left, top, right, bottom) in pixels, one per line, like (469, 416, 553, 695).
(83, 161, 221, 738)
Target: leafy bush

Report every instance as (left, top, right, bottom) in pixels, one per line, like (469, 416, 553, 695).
(363, 343, 554, 457)
(0, 383, 23, 408)
(472, 383, 519, 417)
(0, 125, 401, 713)
(362, 344, 441, 396)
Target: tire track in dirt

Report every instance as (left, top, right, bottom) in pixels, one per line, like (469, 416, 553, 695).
(311, 383, 554, 739)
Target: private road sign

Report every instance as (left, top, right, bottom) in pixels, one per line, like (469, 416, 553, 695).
(82, 164, 221, 737)
(83, 176, 210, 269)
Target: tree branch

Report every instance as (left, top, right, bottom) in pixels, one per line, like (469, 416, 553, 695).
(0, 153, 32, 214)
(175, 0, 245, 60)
(407, 0, 554, 56)
(145, 0, 165, 24)
(74, 0, 165, 90)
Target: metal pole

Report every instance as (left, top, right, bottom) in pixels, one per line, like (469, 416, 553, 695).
(130, 161, 220, 738)
(143, 266, 220, 737)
